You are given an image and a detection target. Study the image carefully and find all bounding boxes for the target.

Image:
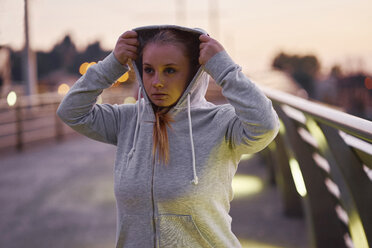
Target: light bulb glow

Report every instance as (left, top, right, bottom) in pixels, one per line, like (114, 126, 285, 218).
(7, 91, 17, 106)
(58, 84, 70, 95)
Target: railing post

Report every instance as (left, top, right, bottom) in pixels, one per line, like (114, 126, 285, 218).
(260, 145, 276, 186)
(272, 130, 303, 217)
(54, 102, 63, 141)
(15, 104, 23, 151)
(275, 106, 348, 248)
(262, 86, 372, 248)
(310, 120, 372, 247)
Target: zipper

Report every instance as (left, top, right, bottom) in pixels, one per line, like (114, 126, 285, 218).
(151, 156, 158, 247)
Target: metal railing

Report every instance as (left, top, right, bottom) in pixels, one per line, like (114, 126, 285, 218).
(261, 86, 372, 248)
(0, 93, 70, 151)
(0, 88, 137, 152)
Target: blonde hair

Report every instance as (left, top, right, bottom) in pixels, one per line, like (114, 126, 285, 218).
(152, 107, 173, 164)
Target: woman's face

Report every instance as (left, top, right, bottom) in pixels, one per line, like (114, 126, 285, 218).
(142, 42, 191, 107)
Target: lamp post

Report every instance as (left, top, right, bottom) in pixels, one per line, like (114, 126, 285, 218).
(23, 0, 37, 96)
(176, 0, 187, 26)
(208, 0, 219, 39)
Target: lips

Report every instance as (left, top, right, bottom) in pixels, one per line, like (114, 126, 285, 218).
(151, 93, 167, 100)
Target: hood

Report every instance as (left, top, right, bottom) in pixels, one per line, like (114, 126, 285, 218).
(131, 25, 210, 113)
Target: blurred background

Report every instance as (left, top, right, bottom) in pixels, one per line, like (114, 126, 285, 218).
(0, 1, 371, 248)
(0, 0, 371, 119)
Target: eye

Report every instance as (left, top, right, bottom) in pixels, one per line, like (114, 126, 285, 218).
(143, 67, 154, 74)
(164, 67, 176, 74)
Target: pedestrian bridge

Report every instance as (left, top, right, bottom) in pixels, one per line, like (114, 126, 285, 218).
(0, 87, 371, 248)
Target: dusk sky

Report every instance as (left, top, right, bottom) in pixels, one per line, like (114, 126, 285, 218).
(1, 0, 371, 74)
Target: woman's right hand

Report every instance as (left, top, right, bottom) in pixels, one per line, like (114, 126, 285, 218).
(113, 31, 139, 65)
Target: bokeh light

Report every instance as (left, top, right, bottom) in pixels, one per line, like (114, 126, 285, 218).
(239, 239, 285, 248)
(124, 96, 136, 104)
(365, 77, 372, 90)
(289, 158, 307, 197)
(79, 62, 89, 75)
(232, 175, 263, 199)
(240, 154, 253, 161)
(58, 83, 70, 95)
(7, 91, 17, 106)
(117, 72, 129, 83)
(96, 95, 103, 104)
(79, 62, 96, 75)
(86, 62, 96, 71)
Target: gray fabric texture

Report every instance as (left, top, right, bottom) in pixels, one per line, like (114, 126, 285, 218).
(57, 25, 279, 248)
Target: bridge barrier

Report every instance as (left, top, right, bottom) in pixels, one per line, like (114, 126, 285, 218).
(0, 90, 129, 152)
(261, 86, 372, 248)
(0, 93, 67, 151)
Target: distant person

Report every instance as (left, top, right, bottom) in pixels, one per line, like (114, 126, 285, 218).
(57, 25, 279, 248)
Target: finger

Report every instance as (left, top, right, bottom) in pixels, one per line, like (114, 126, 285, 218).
(121, 30, 138, 39)
(123, 37, 139, 46)
(199, 42, 208, 50)
(123, 44, 138, 53)
(199, 34, 211, 43)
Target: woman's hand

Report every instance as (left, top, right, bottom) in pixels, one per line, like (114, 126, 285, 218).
(113, 31, 139, 65)
(199, 34, 225, 65)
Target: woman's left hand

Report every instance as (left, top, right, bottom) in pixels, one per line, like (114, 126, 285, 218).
(199, 34, 225, 65)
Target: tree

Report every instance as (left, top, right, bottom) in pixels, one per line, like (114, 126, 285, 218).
(272, 52, 320, 98)
(10, 34, 110, 85)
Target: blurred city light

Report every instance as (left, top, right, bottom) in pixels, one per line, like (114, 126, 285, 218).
(112, 71, 130, 87)
(96, 95, 103, 104)
(117, 72, 129, 83)
(289, 158, 307, 197)
(240, 154, 253, 161)
(239, 239, 284, 248)
(7, 91, 17, 106)
(58, 83, 70, 95)
(79, 62, 89, 75)
(79, 62, 96, 75)
(123, 96, 136, 104)
(365, 77, 372, 90)
(232, 175, 263, 199)
(86, 62, 96, 71)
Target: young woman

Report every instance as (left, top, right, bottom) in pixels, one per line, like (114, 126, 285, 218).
(57, 25, 279, 248)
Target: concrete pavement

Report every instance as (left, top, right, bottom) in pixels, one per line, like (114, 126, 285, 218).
(0, 136, 308, 248)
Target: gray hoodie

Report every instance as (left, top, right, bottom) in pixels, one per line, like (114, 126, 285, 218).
(57, 25, 279, 248)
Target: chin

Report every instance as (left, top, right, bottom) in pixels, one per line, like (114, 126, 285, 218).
(152, 102, 170, 108)
(151, 100, 174, 108)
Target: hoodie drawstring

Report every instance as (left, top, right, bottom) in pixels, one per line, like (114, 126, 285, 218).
(127, 87, 142, 161)
(187, 93, 198, 185)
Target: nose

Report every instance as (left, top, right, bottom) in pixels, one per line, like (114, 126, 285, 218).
(152, 74, 164, 88)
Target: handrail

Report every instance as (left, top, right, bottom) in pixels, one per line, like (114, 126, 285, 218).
(0, 88, 143, 152)
(0, 93, 74, 151)
(260, 86, 372, 248)
(261, 86, 372, 143)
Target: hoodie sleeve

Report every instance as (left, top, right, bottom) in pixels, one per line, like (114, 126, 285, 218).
(204, 51, 279, 154)
(57, 52, 129, 145)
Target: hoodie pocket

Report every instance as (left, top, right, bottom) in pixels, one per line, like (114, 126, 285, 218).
(158, 214, 213, 248)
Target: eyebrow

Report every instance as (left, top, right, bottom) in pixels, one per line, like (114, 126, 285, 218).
(143, 63, 178, 67)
